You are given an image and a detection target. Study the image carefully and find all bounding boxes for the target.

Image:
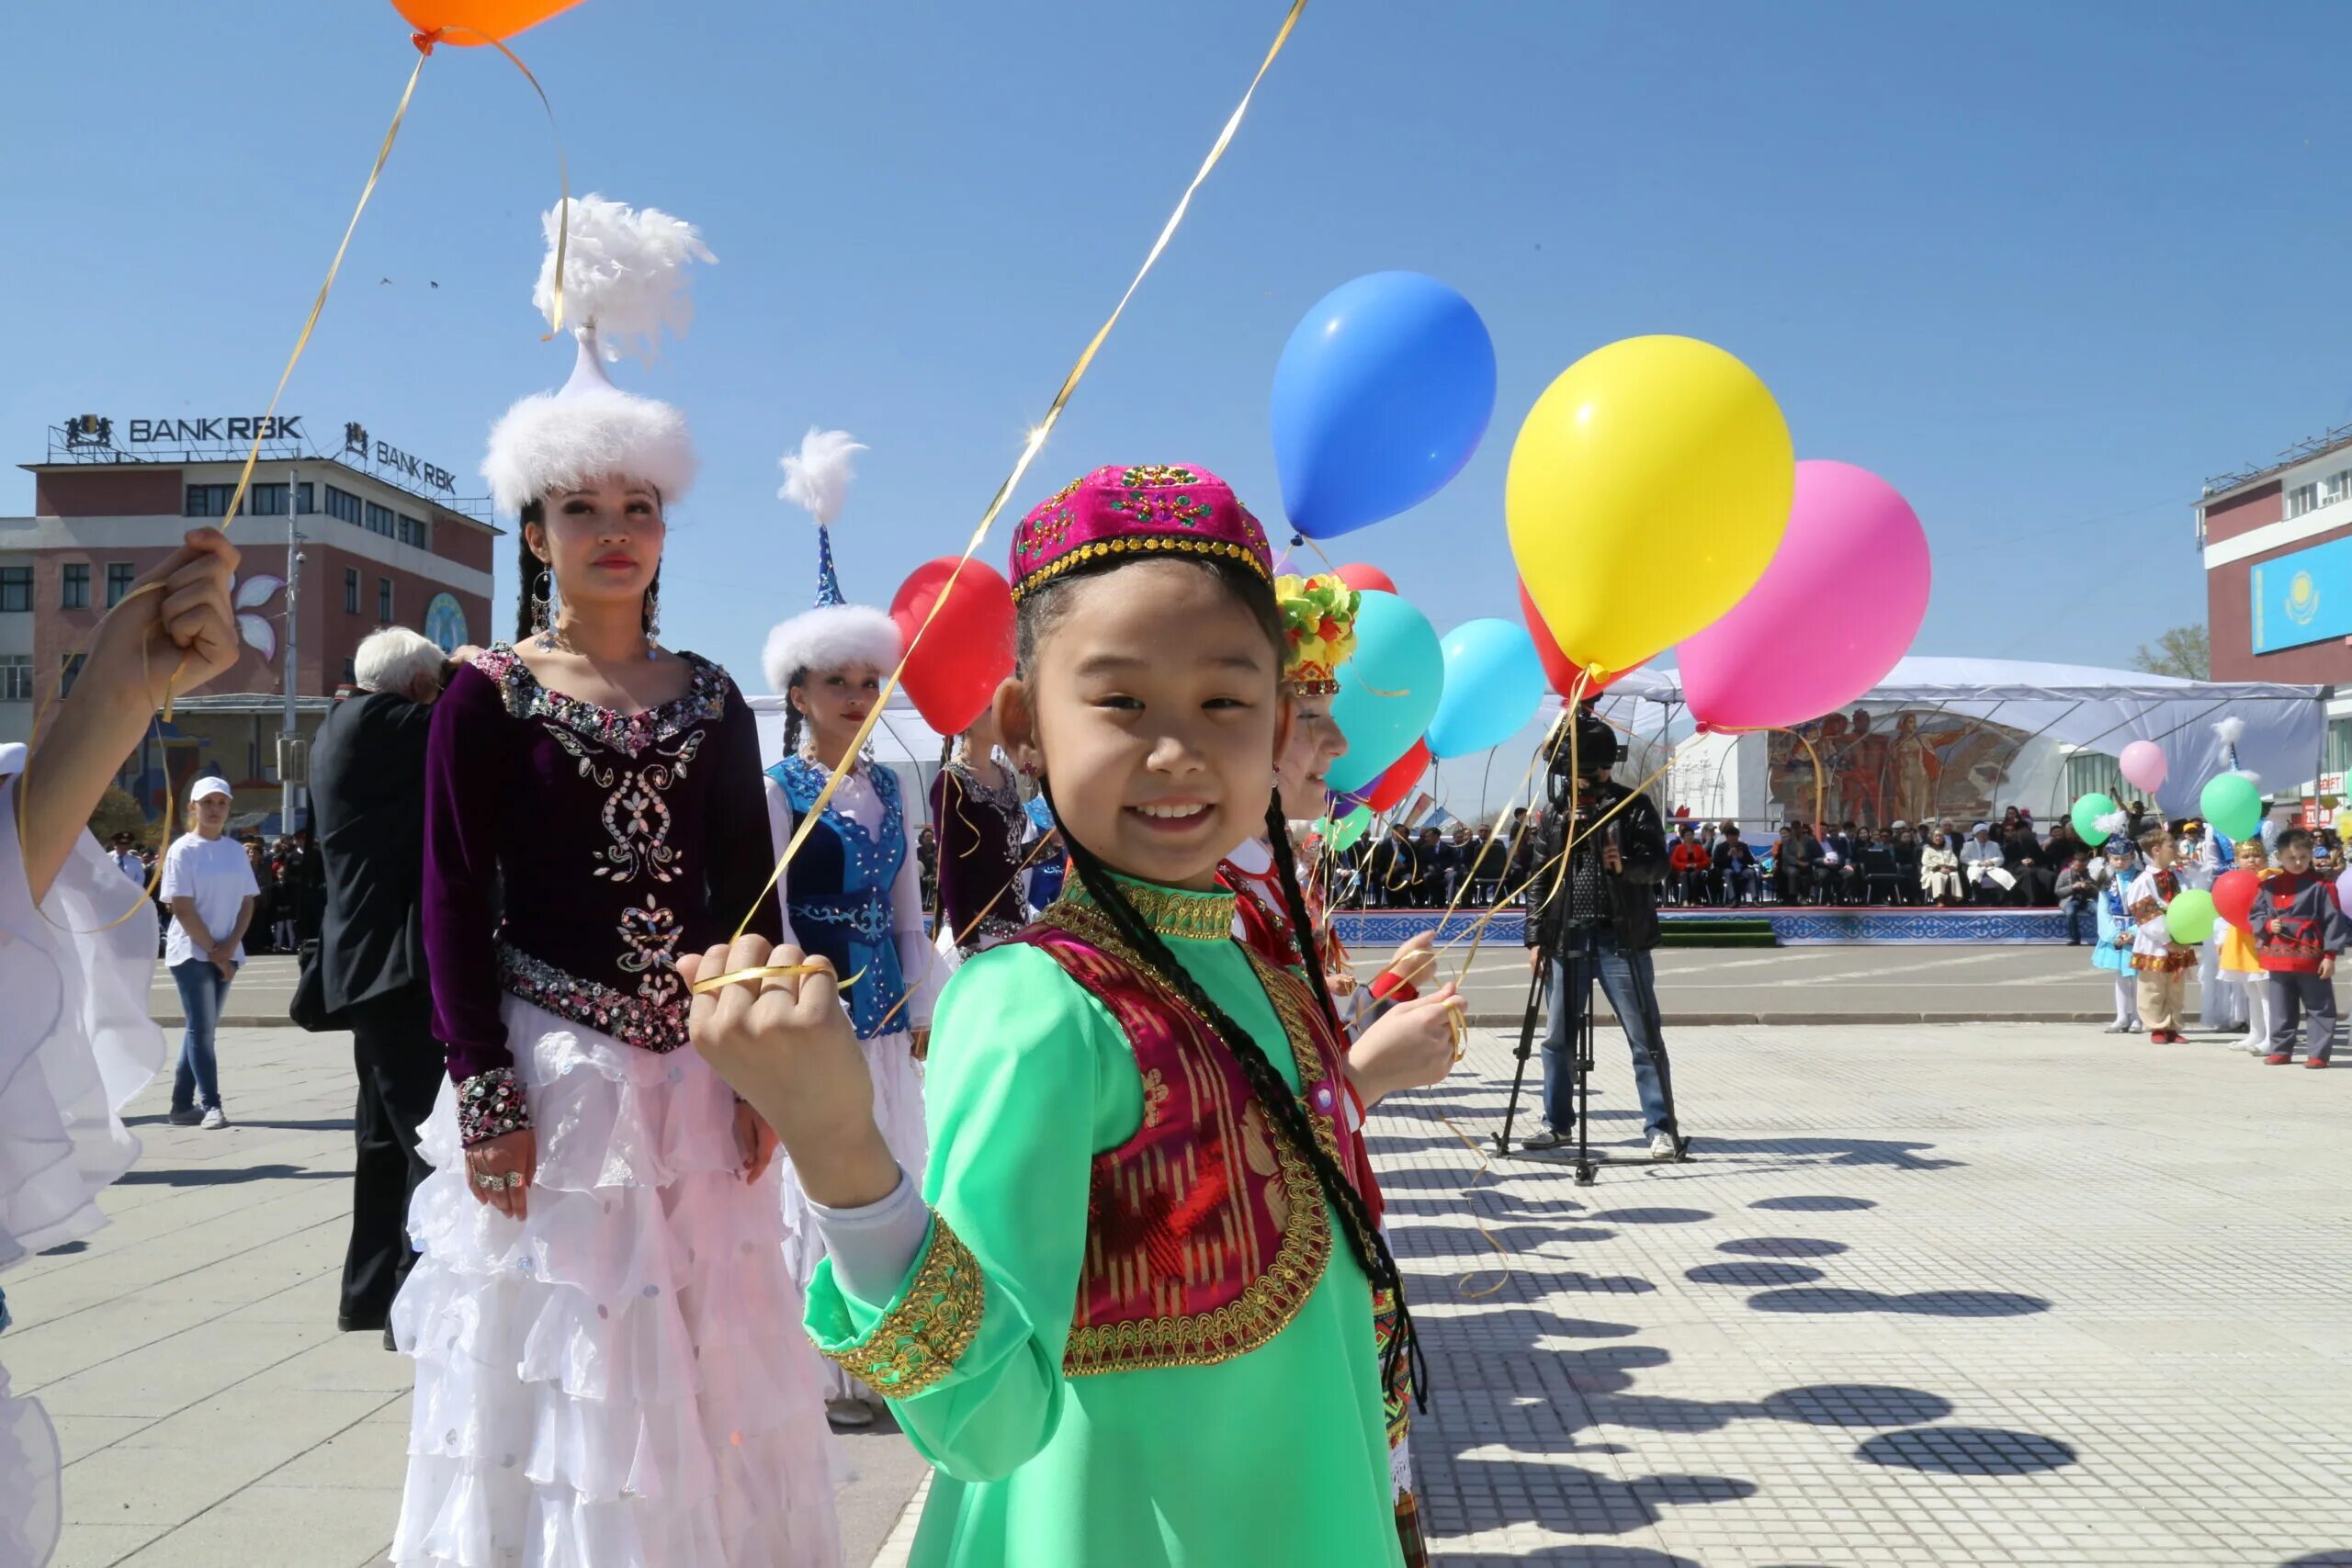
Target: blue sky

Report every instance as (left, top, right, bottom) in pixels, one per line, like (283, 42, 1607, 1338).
(6, 1, 2348, 799)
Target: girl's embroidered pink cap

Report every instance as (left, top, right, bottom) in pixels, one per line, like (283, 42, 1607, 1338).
(1009, 463, 1273, 603)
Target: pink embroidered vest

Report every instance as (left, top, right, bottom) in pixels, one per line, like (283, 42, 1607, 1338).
(1011, 898, 1364, 1375)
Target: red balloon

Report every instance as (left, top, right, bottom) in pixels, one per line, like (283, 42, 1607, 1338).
(1334, 562, 1397, 595)
(1364, 739, 1430, 816)
(2213, 868, 2261, 934)
(889, 558, 1016, 736)
(1517, 580, 1630, 697)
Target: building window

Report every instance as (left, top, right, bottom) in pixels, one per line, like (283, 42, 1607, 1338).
(0, 654, 32, 702)
(186, 482, 239, 517)
(344, 567, 360, 614)
(59, 653, 85, 699)
(365, 502, 398, 538)
(0, 567, 28, 613)
(2326, 717, 2352, 781)
(61, 564, 89, 610)
(342, 657, 358, 686)
(296, 481, 314, 514)
(247, 483, 287, 516)
(2287, 482, 2321, 519)
(106, 562, 135, 606)
(378, 577, 393, 623)
(397, 513, 427, 548)
(323, 485, 363, 525)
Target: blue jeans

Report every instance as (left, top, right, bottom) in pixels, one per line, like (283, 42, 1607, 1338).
(1543, 929, 1678, 1139)
(171, 958, 234, 1112)
(2064, 901, 2095, 943)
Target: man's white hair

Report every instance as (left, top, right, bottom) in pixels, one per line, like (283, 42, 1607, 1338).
(355, 626, 446, 695)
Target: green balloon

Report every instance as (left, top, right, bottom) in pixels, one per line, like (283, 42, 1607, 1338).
(2165, 888, 2218, 946)
(2070, 792, 2120, 846)
(1317, 806, 1372, 854)
(2199, 773, 2263, 842)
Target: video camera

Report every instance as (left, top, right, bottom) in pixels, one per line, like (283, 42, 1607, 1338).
(1545, 707, 1622, 812)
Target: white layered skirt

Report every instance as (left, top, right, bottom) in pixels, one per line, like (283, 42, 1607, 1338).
(1, 769, 166, 1568)
(390, 996, 842, 1568)
(774, 1030, 925, 1405)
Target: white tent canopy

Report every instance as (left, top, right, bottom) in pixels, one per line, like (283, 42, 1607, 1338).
(1603, 656, 2328, 820)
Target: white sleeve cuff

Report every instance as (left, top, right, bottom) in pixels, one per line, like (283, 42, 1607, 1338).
(808, 1168, 929, 1303)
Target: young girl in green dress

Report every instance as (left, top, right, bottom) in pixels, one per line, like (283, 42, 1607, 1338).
(686, 463, 1454, 1568)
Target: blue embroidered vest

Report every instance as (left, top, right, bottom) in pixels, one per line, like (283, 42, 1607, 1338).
(766, 756, 912, 1039)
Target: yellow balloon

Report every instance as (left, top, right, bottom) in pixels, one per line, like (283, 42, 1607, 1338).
(1506, 335, 1793, 674)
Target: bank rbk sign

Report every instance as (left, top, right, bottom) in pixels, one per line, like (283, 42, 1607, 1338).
(125, 416, 305, 445)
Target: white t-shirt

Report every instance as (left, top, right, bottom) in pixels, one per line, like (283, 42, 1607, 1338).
(161, 832, 260, 970)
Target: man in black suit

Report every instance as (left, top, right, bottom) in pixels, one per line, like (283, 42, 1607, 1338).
(311, 627, 474, 1344)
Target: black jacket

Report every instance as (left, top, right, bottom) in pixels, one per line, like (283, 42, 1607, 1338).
(1524, 779, 1668, 954)
(310, 689, 435, 1012)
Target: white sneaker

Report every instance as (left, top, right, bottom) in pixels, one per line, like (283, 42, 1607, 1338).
(1648, 1131, 1680, 1161)
(199, 1107, 228, 1131)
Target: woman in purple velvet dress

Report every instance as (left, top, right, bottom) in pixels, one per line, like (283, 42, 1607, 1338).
(928, 707, 1030, 959)
(389, 197, 841, 1568)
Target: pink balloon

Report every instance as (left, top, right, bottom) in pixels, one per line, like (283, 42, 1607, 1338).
(2118, 740, 2168, 794)
(1679, 459, 1930, 731)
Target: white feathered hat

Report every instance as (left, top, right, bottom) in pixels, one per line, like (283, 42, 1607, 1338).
(761, 427, 904, 691)
(481, 195, 714, 516)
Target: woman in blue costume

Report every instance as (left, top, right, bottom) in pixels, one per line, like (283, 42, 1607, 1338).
(761, 434, 942, 1427)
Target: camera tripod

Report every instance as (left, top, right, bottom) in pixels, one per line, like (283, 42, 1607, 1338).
(1490, 847, 1690, 1185)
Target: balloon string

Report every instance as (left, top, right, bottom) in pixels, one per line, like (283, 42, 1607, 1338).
(1435, 1113, 1515, 1300)
(731, 0, 1312, 942)
(1711, 723, 1825, 833)
(211, 50, 430, 527)
(869, 829, 1061, 1039)
(1436, 708, 1566, 984)
(417, 28, 571, 338)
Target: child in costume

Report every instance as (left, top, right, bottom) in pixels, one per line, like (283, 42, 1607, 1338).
(2217, 837, 2272, 1054)
(2124, 825, 2198, 1043)
(689, 464, 1455, 1568)
(396, 198, 841, 1568)
(1218, 570, 1461, 1567)
(2091, 837, 2142, 1034)
(2251, 825, 2348, 1067)
(930, 705, 1030, 959)
(761, 429, 943, 1428)
(1, 533, 232, 1568)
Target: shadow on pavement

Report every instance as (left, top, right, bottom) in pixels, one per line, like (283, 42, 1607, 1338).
(1745, 1286, 2052, 1317)
(1749, 1194, 1876, 1212)
(1854, 1426, 2076, 1473)
(1683, 1262, 1826, 1288)
(1587, 1207, 1713, 1224)
(117, 1164, 351, 1187)
(1717, 1236, 1850, 1258)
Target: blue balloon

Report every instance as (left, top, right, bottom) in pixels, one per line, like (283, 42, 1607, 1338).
(1426, 618, 1547, 760)
(1272, 272, 1498, 539)
(1327, 591, 1446, 795)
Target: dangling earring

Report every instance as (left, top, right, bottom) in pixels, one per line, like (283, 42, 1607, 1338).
(530, 566, 554, 647)
(642, 582, 662, 655)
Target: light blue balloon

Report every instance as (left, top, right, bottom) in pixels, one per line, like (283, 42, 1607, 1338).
(1272, 272, 1498, 540)
(1426, 618, 1547, 760)
(1327, 591, 1446, 795)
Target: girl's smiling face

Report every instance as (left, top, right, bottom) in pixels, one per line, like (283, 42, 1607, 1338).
(1273, 692, 1347, 824)
(1000, 559, 1289, 891)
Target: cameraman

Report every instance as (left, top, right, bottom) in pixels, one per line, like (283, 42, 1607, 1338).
(1522, 707, 1685, 1160)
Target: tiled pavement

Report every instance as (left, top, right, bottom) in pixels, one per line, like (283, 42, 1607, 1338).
(13, 1015, 2350, 1566)
(1389, 1019, 2352, 1566)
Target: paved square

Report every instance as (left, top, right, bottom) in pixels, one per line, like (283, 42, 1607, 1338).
(1388, 1020, 2352, 1566)
(14, 1014, 2352, 1566)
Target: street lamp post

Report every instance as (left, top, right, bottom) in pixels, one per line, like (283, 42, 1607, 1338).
(281, 462, 302, 835)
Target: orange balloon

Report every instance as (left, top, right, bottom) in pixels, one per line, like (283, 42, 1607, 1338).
(393, 0, 584, 44)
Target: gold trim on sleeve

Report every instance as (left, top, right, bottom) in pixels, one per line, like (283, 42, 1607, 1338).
(820, 1213, 986, 1398)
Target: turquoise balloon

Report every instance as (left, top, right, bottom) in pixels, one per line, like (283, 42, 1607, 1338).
(1326, 591, 1445, 795)
(1426, 618, 1547, 759)
(2165, 889, 2217, 946)
(2070, 792, 2119, 847)
(2199, 773, 2263, 842)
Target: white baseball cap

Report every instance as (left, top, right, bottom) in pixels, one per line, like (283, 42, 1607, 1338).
(188, 776, 233, 804)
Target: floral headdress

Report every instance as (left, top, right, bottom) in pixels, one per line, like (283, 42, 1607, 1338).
(1276, 572, 1360, 695)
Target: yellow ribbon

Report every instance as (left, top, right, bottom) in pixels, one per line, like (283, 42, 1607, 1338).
(688, 960, 861, 997)
(733, 0, 1312, 942)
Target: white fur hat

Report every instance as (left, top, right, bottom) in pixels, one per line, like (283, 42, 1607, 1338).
(763, 605, 903, 694)
(481, 195, 714, 517)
